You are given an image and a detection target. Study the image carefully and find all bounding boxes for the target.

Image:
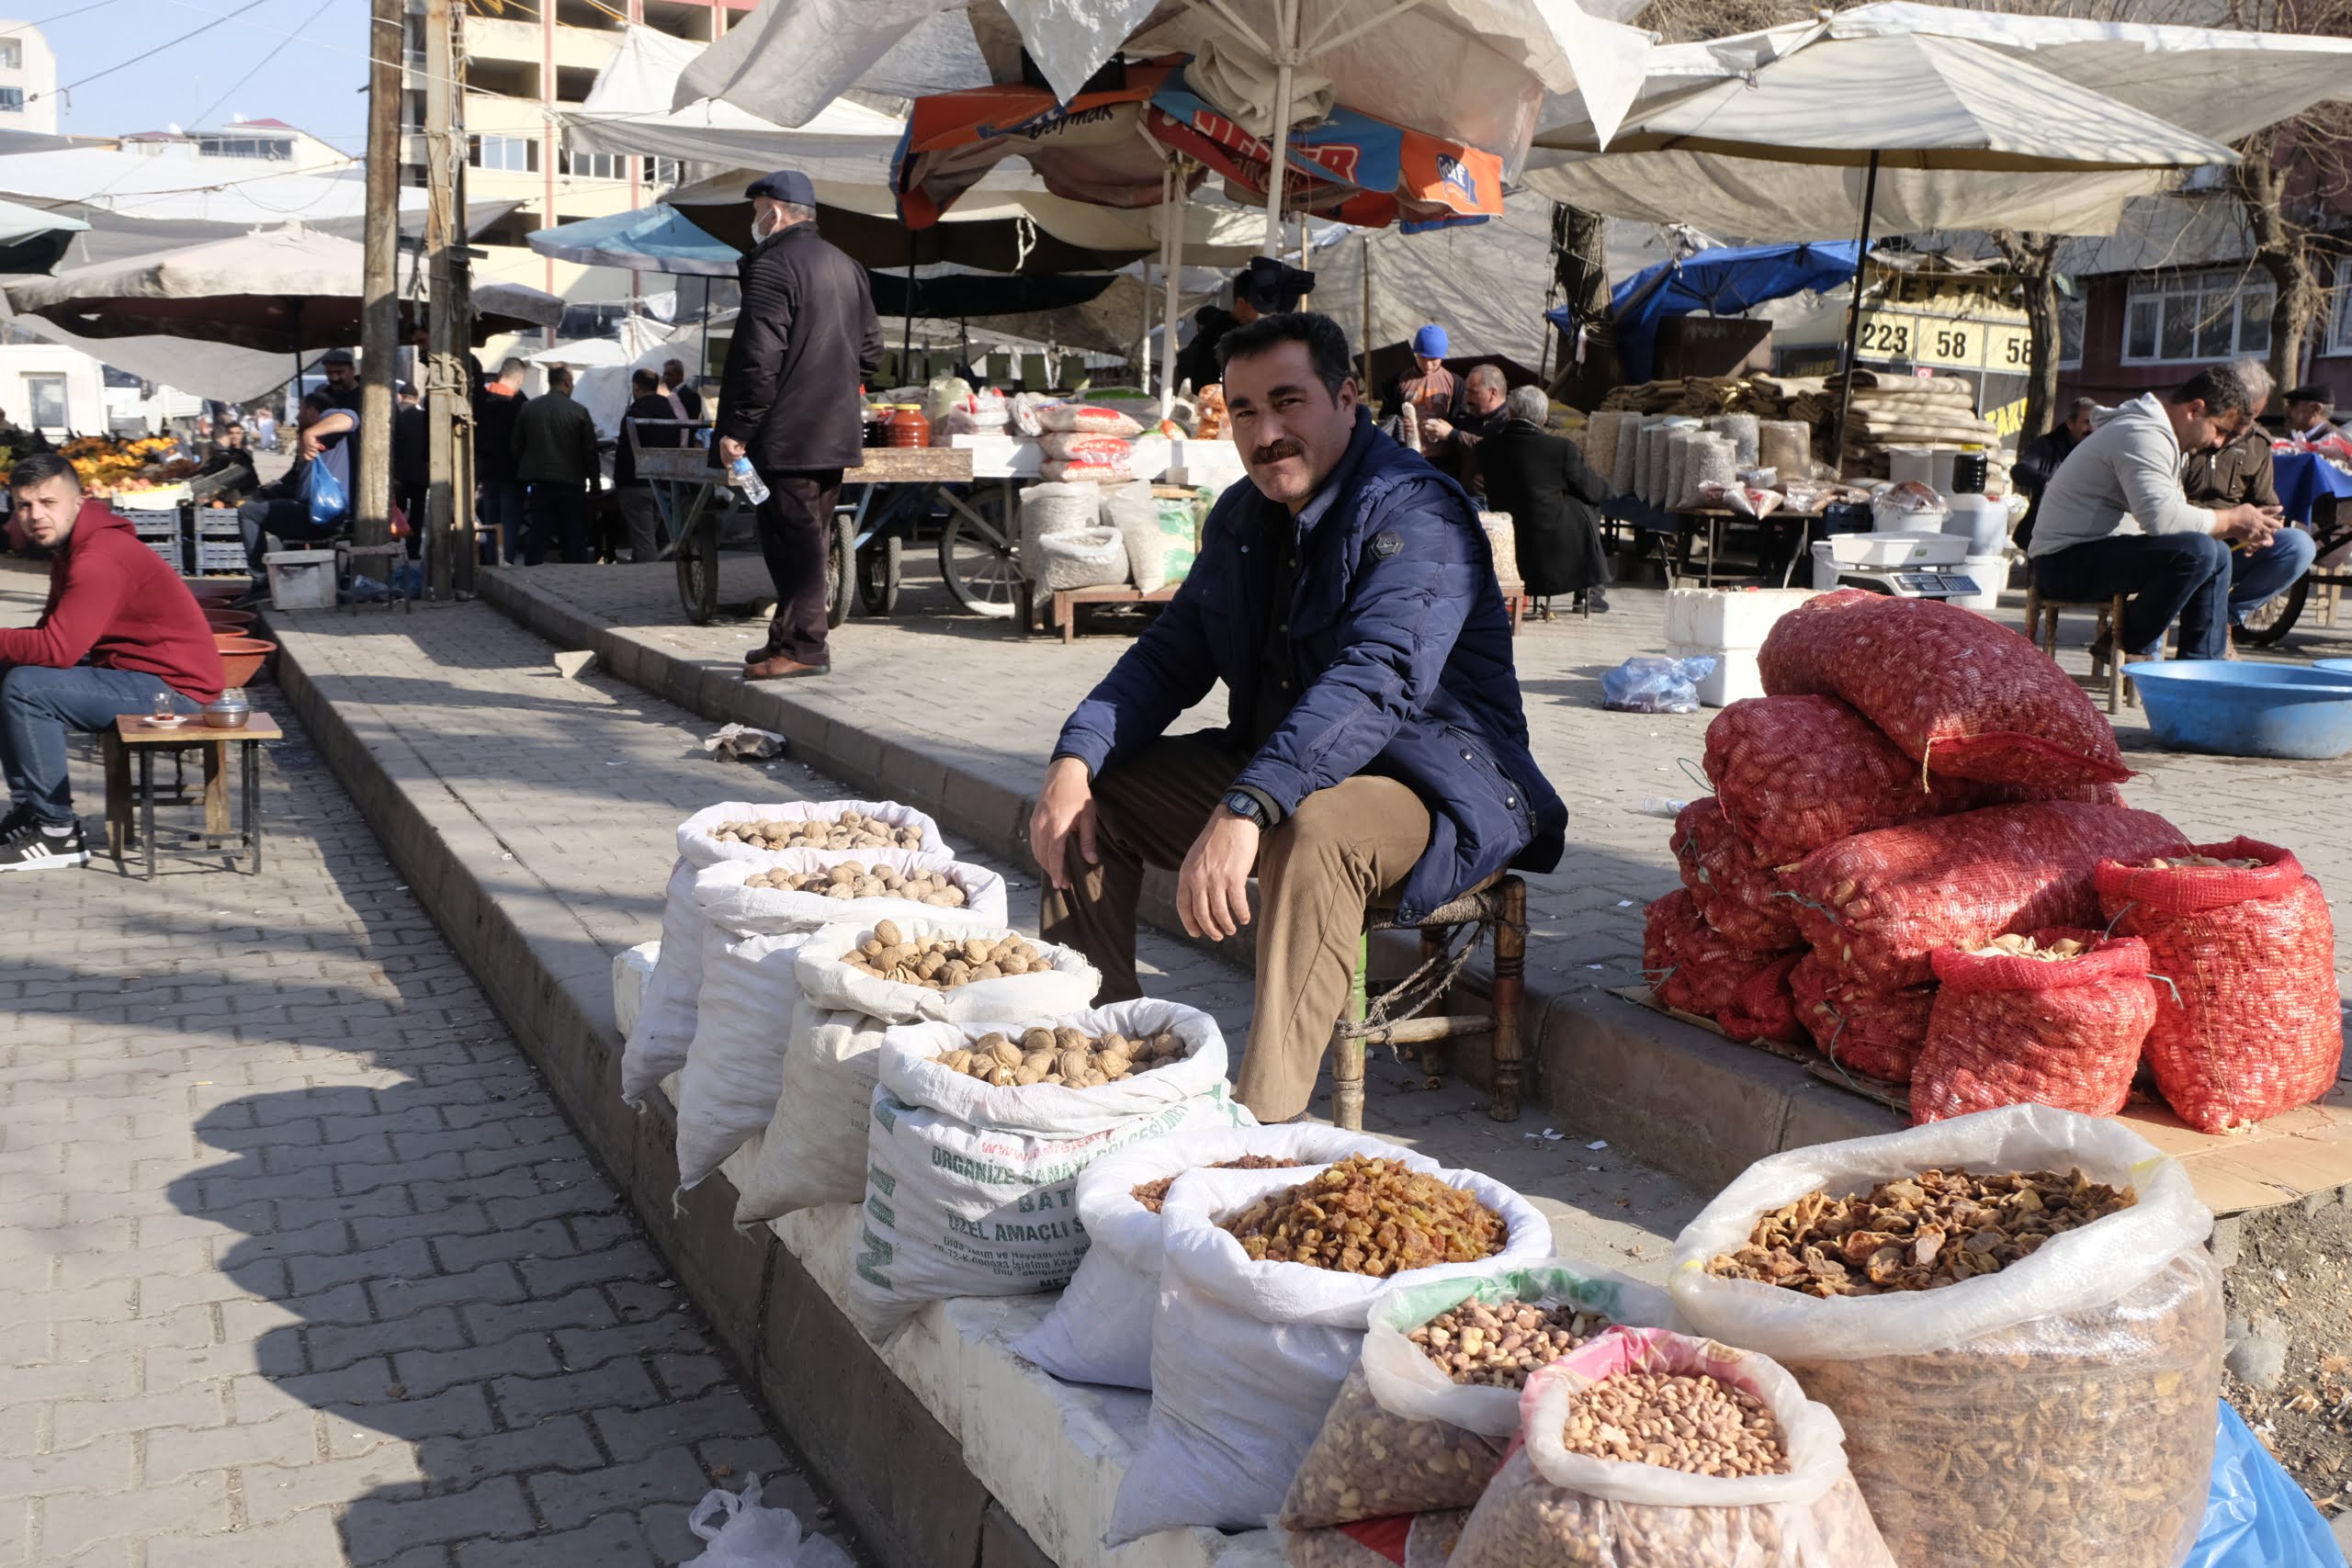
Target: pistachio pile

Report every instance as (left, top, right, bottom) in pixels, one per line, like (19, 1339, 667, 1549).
(1969, 933, 2087, 962)
(1559, 1371, 1787, 1477)
(933, 1024, 1191, 1088)
(1222, 1155, 1507, 1277)
(1130, 1155, 1302, 1214)
(2147, 853, 2261, 869)
(840, 921, 1047, 990)
(1411, 1301, 1610, 1388)
(1706, 1167, 2135, 1297)
(712, 810, 926, 852)
(745, 860, 968, 907)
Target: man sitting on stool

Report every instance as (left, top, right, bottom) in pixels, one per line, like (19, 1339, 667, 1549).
(1029, 311, 1566, 1123)
(2028, 360, 2306, 661)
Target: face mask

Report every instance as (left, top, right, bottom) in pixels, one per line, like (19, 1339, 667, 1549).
(752, 210, 777, 243)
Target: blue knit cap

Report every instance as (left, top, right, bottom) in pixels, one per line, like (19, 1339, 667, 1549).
(1413, 323, 1449, 357)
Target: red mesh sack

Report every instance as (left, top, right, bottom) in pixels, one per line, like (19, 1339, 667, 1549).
(1790, 953, 1933, 1083)
(1703, 694, 1981, 866)
(2096, 839, 2345, 1133)
(1719, 953, 1805, 1046)
(1757, 589, 2131, 789)
(1672, 796, 1801, 954)
(1644, 891, 1790, 1020)
(1910, 930, 2158, 1125)
(1782, 802, 2188, 990)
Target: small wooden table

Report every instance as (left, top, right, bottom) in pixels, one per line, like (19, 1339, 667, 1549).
(104, 714, 280, 878)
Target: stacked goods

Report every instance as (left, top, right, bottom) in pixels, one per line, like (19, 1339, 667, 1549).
(846, 999, 1251, 1340)
(1716, 953, 1804, 1048)
(1670, 797, 1799, 955)
(1105, 480, 1199, 592)
(1910, 931, 2157, 1124)
(1788, 956, 1936, 1083)
(1037, 402, 1143, 482)
(1581, 410, 1636, 485)
(1017, 480, 1103, 583)
(1757, 419, 1814, 479)
(1823, 370, 1996, 481)
(1708, 412, 1760, 469)
(2097, 840, 2345, 1131)
(1670, 432, 1738, 512)
(1449, 1328, 1894, 1567)
(1643, 890, 1785, 1021)
(1107, 1155, 1552, 1541)
(1600, 376, 1805, 419)
(1703, 695, 1980, 866)
(1672, 1107, 2224, 1568)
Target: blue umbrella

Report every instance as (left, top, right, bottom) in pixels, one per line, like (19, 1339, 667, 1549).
(1548, 240, 1860, 385)
(525, 205, 737, 277)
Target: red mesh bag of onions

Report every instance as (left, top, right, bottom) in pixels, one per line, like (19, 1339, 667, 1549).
(1910, 930, 2157, 1125)
(1672, 797, 1801, 955)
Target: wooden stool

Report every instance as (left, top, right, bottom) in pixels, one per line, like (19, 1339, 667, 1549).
(1329, 874, 1527, 1130)
(104, 714, 281, 878)
(2022, 581, 2132, 714)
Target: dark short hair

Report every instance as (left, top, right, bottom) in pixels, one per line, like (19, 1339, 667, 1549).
(2068, 396, 2098, 416)
(10, 451, 79, 494)
(2286, 384, 2333, 406)
(548, 366, 573, 391)
(2173, 362, 2263, 419)
(632, 367, 660, 392)
(1216, 310, 1354, 400)
(662, 359, 686, 378)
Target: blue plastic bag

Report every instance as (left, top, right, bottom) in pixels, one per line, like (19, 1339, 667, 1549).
(1600, 654, 1717, 715)
(302, 455, 348, 527)
(2186, 1401, 2346, 1568)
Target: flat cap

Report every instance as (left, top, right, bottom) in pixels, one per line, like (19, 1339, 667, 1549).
(744, 169, 816, 208)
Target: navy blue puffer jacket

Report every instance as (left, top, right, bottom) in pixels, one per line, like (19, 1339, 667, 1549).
(1052, 408, 1566, 925)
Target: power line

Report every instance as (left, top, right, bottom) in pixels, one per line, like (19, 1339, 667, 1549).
(187, 1, 323, 130)
(33, 0, 278, 103)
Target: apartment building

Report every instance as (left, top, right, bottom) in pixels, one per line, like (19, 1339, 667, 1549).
(120, 118, 352, 173)
(0, 20, 56, 137)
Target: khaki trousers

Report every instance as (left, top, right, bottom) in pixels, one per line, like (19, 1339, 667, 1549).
(1038, 735, 1431, 1122)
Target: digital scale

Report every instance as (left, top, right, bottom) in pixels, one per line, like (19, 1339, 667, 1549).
(1831, 569, 1984, 600)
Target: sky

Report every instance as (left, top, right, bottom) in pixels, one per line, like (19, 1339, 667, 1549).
(28, 0, 371, 153)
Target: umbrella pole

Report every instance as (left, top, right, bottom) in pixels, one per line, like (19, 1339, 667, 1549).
(902, 231, 918, 386)
(1261, 0, 1298, 255)
(1829, 150, 1881, 480)
(1159, 162, 1184, 419)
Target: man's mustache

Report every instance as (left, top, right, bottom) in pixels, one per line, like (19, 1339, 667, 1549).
(1250, 439, 1306, 466)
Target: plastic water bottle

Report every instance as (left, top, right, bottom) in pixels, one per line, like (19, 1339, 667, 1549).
(1634, 795, 1690, 820)
(728, 455, 770, 506)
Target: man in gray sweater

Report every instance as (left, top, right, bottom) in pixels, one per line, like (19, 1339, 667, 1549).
(2029, 361, 2301, 660)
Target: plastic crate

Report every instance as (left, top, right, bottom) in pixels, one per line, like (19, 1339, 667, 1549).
(195, 539, 248, 571)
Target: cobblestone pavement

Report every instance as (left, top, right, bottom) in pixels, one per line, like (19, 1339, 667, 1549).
(0, 565, 849, 1566)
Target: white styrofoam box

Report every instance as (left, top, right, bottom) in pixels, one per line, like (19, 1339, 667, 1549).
(949, 433, 1039, 479)
(1669, 641, 1763, 707)
(1662, 586, 1818, 650)
(264, 548, 337, 611)
(1950, 554, 2009, 612)
(1821, 531, 1969, 568)
(611, 940, 658, 1041)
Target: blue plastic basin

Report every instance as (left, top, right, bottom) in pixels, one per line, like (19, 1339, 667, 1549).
(2316, 659, 2352, 680)
(2124, 660, 2352, 760)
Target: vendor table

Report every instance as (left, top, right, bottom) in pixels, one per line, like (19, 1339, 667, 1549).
(1605, 496, 1821, 588)
(2272, 450, 2352, 527)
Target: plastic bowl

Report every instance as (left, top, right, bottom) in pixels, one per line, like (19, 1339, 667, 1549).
(187, 580, 246, 603)
(213, 637, 277, 688)
(2123, 660, 2352, 760)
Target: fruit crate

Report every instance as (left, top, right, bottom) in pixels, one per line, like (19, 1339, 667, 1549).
(195, 537, 248, 572)
(122, 509, 185, 573)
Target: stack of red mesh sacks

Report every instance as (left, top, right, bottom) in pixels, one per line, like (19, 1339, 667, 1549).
(1648, 590, 2187, 1089)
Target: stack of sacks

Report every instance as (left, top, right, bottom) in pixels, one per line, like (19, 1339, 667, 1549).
(1581, 410, 1637, 490)
(1822, 370, 1996, 480)
(1035, 401, 1144, 482)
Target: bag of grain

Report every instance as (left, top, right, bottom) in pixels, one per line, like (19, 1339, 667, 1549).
(1103, 480, 1197, 593)
(1035, 526, 1131, 591)
(1017, 480, 1103, 579)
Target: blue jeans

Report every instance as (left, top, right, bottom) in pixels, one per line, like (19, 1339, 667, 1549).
(2033, 532, 2235, 660)
(2, 665, 199, 828)
(2230, 525, 2317, 626)
(240, 497, 343, 580)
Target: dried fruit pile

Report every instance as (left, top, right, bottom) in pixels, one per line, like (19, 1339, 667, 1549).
(1705, 1167, 2135, 1297)
(1967, 932, 2087, 962)
(1410, 1301, 1609, 1388)
(840, 920, 1047, 989)
(745, 860, 968, 907)
(933, 1024, 1191, 1088)
(712, 810, 927, 851)
(1129, 1155, 1301, 1214)
(1559, 1370, 1787, 1477)
(1222, 1156, 1507, 1276)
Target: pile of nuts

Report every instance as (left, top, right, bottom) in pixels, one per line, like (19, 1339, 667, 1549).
(933, 1025, 1191, 1088)
(711, 811, 926, 852)
(1449, 1457, 1890, 1566)
(1411, 1301, 1610, 1389)
(1221, 1155, 1507, 1277)
(1969, 933, 2087, 962)
(2147, 852, 2261, 869)
(839, 921, 1048, 990)
(744, 860, 968, 908)
(1558, 1370, 1787, 1477)
(1281, 1363, 1510, 1529)
(1705, 1166, 2135, 1297)
(1131, 1155, 1301, 1214)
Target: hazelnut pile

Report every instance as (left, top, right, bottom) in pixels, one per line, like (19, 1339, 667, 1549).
(1559, 1370, 1788, 1477)
(1130, 1155, 1302, 1214)
(1411, 1301, 1610, 1388)
(840, 921, 1048, 990)
(933, 1025, 1191, 1088)
(745, 860, 968, 907)
(712, 810, 926, 852)
(1969, 932, 2087, 962)
(1221, 1155, 1507, 1277)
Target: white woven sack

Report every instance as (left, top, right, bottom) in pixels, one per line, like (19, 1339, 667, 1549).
(731, 919, 1102, 1222)
(846, 1000, 1253, 1341)
(1105, 1156, 1554, 1543)
(673, 932, 808, 1190)
(691, 852, 1008, 941)
(1019, 479, 1102, 575)
(1013, 1122, 1392, 1391)
(1037, 526, 1130, 592)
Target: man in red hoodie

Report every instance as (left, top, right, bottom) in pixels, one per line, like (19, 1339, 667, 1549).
(0, 454, 226, 870)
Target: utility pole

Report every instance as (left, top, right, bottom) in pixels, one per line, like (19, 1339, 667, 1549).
(356, 0, 401, 569)
(423, 0, 472, 597)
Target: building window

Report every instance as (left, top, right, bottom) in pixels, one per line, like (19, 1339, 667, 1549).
(559, 146, 623, 180)
(197, 135, 294, 160)
(2056, 295, 2084, 369)
(2331, 258, 2352, 356)
(2121, 268, 2273, 365)
(0, 88, 23, 114)
(469, 133, 537, 173)
(0, 39, 22, 70)
(25, 374, 66, 430)
(647, 157, 681, 186)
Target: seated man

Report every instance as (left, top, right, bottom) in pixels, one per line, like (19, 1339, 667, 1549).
(0, 454, 226, 871)
(2028, 362, 2294, 662)
(1030, 311, 1566, 1122)
(2182, 396, 2317, 637)
(236, 392, 349, 602)
(1473, 385, 1613, 614)
(2283, 384, 2342, 446)
(2013, 395, 2098, 552)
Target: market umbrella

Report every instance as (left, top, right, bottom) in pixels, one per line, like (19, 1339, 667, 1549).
(526, 205, 739, 276)
(0, 197, 87, 275)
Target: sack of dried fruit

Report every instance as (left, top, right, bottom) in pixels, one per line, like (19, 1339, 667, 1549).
(1450, 1327, 1894, 1568)
(1669, 1105, 2223, 1568)
(1278, 1509, 1469, 1568)
(1703, 694, 1980, 866)
(1670, 797, 1801, 955)
(622, 801, 947, 1106)
(1105, 1155, 1552, 1543)
(2096, 840, 2345, 1133)
(1756, 589, 2132, 789)
(844, 1000, 1252, 1341)
(1909, 930, 2156, 1125)
(1780, 800, 2188, 990)
(672, 854, 1010, 1190)
(1788, 955, 1934, 1084)
(730, 919, 1100, 1224)
(1643, 891, 1790, 1021)
(1013, 1124, 1393, 1391)
(1281, 1263, 1677, 1530)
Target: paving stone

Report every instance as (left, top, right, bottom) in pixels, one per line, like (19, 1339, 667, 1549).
(451, 1511, 658, 1568)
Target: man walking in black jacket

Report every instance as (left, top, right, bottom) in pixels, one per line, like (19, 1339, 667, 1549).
(715, 169, 884, 680)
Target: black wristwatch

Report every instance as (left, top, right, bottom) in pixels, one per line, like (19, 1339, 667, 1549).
(1221, 788, 1271, 829)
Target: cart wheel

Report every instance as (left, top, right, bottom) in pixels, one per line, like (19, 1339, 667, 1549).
(857, 530, 901, 615)
(825, 510, 855, 629)
(940, 500, 1021, 619)
(676, 513, 719, 625)
(2237, 573, 2308, 647)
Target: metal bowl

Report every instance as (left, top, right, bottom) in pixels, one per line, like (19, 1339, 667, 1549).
(200, 705, 252, 729)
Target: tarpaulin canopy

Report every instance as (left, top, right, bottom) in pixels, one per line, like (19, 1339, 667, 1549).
(865, 268, 1116, 319)
(0, 197, 86, 275)
(1588, 240, 1862, 383)
(526, 205, 738, 277)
